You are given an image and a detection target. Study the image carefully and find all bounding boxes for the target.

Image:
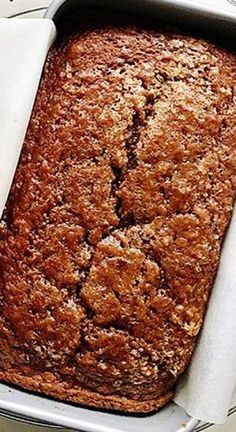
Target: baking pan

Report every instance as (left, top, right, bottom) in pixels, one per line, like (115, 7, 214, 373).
(1, 0, 235, 430)
(45, 0, 236, 36)
(0, 381, 198, 431)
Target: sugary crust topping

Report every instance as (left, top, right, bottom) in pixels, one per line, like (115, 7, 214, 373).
(0, 20, 235, 404)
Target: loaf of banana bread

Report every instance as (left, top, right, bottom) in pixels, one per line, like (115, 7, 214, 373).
(0, 16, 235, 413)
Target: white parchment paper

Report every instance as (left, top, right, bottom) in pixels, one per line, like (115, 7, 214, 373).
(174, 206, 236, 423)
(0, 18, 56, 218)
(0, 15, 236, 427)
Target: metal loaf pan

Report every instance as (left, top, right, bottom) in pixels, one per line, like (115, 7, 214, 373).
(0, 0, 235, 431)
(45, 0, 236, 36)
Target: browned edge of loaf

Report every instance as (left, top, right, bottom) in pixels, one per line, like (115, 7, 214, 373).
(0, 372, 173, 413)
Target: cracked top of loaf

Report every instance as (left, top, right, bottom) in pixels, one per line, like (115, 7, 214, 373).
(0, 14, 235, 412)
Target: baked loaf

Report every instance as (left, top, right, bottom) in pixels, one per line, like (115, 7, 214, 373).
(0, 18, 235, 413)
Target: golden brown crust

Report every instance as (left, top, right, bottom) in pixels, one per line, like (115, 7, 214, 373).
(0, 17, 235, 413)
(0, 370, 173, 413)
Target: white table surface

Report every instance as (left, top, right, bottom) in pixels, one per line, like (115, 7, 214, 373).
(0, 0, 235, 431)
